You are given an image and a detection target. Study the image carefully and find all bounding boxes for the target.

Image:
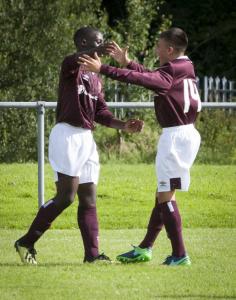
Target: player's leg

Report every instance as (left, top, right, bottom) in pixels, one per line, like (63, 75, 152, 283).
(77, 138, 110, 263)
(139, 191, 164, 248)
(116, 192, 163, 263)
(159, 125, 200, 266)
(77, 183, 110, 263)
(15, 173, 79, 264)
(157, 191, 190, 266)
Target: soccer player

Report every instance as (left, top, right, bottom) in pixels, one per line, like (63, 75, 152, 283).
(79, 27, 201, 266)
(14, 26, 143, 265)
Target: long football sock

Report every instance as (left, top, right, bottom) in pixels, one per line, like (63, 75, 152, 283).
(139, 204, 164, 248)
(19, 199, 62, 247)
(160, 201, 186, 257)
(77, 206, 99, 260)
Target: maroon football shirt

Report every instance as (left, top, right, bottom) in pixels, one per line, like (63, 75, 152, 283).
(56, 53, 114, 129)
(100, 57, 201, 128)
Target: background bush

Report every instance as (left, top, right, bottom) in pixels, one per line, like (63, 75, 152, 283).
(0, 0, 235, 164)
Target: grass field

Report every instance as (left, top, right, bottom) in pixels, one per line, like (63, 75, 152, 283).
(0, 163, 236, 300)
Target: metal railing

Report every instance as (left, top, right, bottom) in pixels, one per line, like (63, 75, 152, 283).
(1, 100, 236, 208)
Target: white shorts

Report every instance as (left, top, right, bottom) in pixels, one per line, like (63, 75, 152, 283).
(48, 123, 100, 184)
(156, 124, 201, 192)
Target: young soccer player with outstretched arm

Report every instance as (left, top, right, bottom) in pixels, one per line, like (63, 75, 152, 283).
(79, 27, 201, 266)
(15, 26, 143, 264)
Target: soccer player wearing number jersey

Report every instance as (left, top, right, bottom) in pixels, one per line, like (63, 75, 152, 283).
(79, 27, 201, 266)
(14, 26, 143, 265)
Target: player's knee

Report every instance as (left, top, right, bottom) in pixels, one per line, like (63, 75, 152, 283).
(54, 192, 76, 210)
(79, 195, 96, 209)
(64, 194, 75, 207)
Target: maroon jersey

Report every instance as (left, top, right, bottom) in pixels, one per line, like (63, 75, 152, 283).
(100, 57, 201, 128)
(56, 53, 114, 129)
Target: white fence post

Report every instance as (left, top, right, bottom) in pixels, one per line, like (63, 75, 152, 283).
(204, 76, 208, 102)
(222, 77, 227, 102)
(37, 101, 45, 208)
(229, 81, 234, 102)
(215, 77, 220, 102)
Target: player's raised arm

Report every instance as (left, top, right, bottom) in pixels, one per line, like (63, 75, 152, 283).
(79, 53, 173, 94)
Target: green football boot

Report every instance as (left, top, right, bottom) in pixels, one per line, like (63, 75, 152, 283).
(162, 254, 191, 266)
(116, 246, 152, 263)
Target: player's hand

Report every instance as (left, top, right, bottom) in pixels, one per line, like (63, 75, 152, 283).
(96, 42, 115, 57)
(107, 41, 131, 67)
(78, 52, 101, 73)
(124, 119, 144, 133)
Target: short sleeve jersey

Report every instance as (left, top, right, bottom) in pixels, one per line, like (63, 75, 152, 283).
(56, 53, 114, 129)
(100, 56, 201, 128)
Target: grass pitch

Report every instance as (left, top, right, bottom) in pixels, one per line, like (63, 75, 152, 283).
(0, 163, 236, 300)
(1, 229, 236, 300)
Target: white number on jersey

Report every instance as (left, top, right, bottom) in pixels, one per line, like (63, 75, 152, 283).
(183, 79, 201, 113)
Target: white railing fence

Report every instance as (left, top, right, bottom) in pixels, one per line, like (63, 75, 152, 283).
(201, 76, 235, 102)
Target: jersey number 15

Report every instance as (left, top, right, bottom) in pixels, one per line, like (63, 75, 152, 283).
(183, 79, 202, 113)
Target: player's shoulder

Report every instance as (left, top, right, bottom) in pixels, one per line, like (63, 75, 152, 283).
(169, 56, 195, 77)
(170, 56, 193, 67)
(61, 53, 78, 65)
(156, 62, 175, 76)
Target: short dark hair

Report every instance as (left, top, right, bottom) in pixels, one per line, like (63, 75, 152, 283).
(159, 27, 188, 52)
(73, 26, 100, 47)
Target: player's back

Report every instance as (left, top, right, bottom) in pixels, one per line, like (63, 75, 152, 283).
(154, 57, 201, 128)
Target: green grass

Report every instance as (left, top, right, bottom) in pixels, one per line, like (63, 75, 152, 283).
(0, 163, 236, 300)
(1, 229, 236, 300)
(0, 164, 236, 229)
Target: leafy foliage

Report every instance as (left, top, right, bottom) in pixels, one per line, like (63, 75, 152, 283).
(0, 0, 235, 164)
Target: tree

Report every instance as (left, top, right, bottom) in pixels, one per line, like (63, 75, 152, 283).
(160, 0, 236, 79)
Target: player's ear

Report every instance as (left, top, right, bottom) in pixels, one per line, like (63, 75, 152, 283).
(168, 46, 174, 55)
(82, 38, 87, 46)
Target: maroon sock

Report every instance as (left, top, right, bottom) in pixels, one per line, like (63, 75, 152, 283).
(139, 204, 164, 248)
(77, 206, 99, 260)
(160, 201, 186, 257)
(19, 200, 61, 247)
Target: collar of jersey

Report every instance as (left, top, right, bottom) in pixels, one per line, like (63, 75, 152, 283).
(176, 55, 189, 60)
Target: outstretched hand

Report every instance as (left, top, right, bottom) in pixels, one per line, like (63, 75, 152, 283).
(107, 41, 131, 66)
(78, 52, 101, 73)
(124, 119, 144, 133)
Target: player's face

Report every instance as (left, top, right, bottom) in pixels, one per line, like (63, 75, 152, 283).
(83, 32, 104, 50)
(155, 38, 173, 66)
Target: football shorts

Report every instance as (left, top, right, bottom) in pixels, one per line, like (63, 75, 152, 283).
(156, 124, 200, 192)
(48, 122, 100, 184)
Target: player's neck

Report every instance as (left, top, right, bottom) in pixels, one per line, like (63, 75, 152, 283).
(170, 52, 186, 61)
